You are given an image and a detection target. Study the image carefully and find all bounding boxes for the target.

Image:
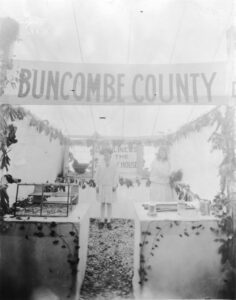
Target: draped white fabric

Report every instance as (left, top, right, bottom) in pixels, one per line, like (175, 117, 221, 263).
(132, 203, 223, 299)
(1, 0, 231, 64)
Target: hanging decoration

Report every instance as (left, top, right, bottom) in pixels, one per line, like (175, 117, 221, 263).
(0, 104, 70, 171)
(208, 106, 236, 195)
(165, 106, 223, 146)
(26, 111, 70, 145)
(71, 106, 222, 148)
(0, 104, 24, 170)
(0, 18, 21, 172)
(207, 106, 236, 298)
(136, 105, 236, 298)
(0, 104, 69, 145)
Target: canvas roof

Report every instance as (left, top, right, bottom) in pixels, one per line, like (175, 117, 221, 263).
(1, 0, 232, 137)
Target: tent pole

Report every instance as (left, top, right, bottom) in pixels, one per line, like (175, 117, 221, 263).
(91, 141, 95, 179)
(227, 2, 236, 295)
(63, 144, 70, 177)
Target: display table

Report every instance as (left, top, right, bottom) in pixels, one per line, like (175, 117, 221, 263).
(133, 202, 224, 299)
(0, 203, 90, 300)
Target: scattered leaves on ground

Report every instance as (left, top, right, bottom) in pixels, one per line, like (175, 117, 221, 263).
(80, 218, 134, 300)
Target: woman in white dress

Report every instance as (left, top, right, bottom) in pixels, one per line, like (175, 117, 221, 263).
(150, 146, 173, 202)
(95, 147, 119, 230)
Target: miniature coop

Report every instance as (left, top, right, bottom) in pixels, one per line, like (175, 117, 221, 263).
(14, 183, 79, 217)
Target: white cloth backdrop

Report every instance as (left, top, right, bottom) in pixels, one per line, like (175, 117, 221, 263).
(169, 125, 222, 200)
(6, 117, 65, 204)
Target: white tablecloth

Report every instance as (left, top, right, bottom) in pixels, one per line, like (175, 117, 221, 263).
(133, 203, 224, 299)
(1, 203, 90, 300)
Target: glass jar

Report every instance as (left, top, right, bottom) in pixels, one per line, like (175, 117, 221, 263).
(148, 203, 157, 216)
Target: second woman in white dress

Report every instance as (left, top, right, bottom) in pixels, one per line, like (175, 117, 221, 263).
(150, 146, 173, 202)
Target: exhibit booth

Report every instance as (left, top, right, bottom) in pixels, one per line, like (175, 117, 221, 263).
(0, 103, 235, 299)
(0, 1, 236, 298)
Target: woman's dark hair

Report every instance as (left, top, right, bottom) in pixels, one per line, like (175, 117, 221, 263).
(100, 147, 113, 155)
(156, 146, 168, 161)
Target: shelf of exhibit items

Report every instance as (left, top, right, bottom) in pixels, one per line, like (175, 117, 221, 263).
(13, 183, 79, 217)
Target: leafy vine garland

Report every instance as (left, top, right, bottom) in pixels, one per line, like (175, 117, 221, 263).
(0, 219, 80, 298)
(138, 221, 205, 287)
(138, 219, 236, 298)
(138, 106, 236, 299)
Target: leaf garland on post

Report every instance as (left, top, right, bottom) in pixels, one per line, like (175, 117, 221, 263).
(206, 106, 236, 299)
(26, 112, 69, 145)
(209, 107, 236, 195)
(0, 104, 70, 171)
(0, 105, 24, 170)
(0, 104, 26, 121)
(0, 17, 20, 96)
(71, 106, 222, 148)
(136, 106, 236, 296)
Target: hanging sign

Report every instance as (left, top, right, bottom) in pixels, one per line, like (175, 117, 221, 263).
(93, 143, 143, 178)
(112, 144, 138, 176)
(0, 59, 228, 105)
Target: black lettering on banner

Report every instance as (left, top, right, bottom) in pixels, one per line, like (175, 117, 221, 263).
(15, 67, 221, 103)
(87, 73, 101, 101)
(117, 74, 125, 102)
(73, 73, 85, 101)
(18, 68, 31, 98)
(46, 71, 60, 100)
(159, 74, 173, 103)
(104, 74, 115, 102)
(32, 70, 45, 99)
(201, 72, 216, 102)
(145, 75, 156, 102)
(60, 72, 72, 100)
(190, 73, 199, 103)
(176, 73, 189, 102)
(132, 74, 144, 102)
(120, 161, 137, 168)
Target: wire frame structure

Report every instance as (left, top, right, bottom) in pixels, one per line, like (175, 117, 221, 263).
(14, 183, 79, 217)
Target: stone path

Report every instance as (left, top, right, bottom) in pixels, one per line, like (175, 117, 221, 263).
(80, 218, 135, 300)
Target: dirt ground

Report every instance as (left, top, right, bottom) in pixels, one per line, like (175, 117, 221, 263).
(80, 218, 135, 300)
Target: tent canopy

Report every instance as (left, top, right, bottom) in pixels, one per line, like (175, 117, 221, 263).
(2, 0, 231, 138)
(1, 0, 232, 64)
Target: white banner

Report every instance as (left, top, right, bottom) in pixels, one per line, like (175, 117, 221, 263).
(0, 60, 229, 105)
(93, 144, 139, 177)
(113, 144, 137, 176)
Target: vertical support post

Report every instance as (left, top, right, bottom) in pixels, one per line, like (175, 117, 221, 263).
(136, 143, 144, 177)
(228, 106, 236, 300)
(40, 184, 44, 217)
(14, 183, 19, 216)
(222, 4, 236, 298)
(226, 1, 235, 216)
(0, 18, 19, 96)
(227, 3, 236, 297)
(67, 183, 70, 217)
(91, 141, 95, 179)
(63, 144, 70, 177)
